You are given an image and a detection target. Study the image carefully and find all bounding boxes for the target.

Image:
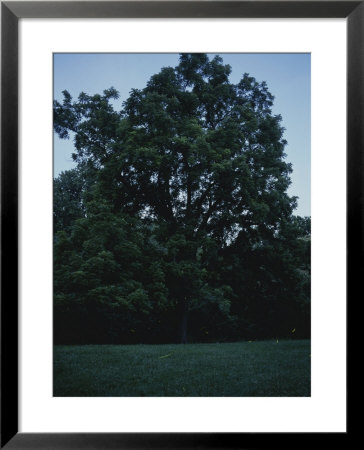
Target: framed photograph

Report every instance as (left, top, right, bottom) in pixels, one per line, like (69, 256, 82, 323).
(1, 1, 355, 448)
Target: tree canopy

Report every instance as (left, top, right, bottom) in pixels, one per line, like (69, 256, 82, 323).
(54, 54, 310, 344)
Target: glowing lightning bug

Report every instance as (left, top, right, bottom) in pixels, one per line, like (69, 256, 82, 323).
(159, 353, 173, 359)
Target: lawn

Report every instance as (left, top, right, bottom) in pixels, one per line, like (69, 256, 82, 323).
(53, 339, 310, 397)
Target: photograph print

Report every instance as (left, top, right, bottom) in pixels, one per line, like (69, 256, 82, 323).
(53, 53, 311, 397)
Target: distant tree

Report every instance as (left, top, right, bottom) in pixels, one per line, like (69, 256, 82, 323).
(54, 54, 309, 344)
(53, 168, 85, 233)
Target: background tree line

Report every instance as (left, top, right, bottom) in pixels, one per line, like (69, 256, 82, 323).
(53, 54, 310, 344)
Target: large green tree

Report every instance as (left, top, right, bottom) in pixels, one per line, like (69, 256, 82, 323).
(54, 54, 309, 344)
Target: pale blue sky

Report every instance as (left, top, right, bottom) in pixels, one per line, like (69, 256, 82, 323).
(54, 53, 310, 217)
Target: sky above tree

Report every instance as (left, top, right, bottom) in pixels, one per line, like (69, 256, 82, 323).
(53, 53, 310, 217)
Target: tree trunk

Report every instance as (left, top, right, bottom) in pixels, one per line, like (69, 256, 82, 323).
(180, 302, 188, 344)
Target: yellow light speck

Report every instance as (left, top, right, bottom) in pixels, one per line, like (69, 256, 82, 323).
(159, 353, 172, 359)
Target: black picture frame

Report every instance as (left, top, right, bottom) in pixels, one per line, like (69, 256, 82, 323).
(1, 1, 355, 448)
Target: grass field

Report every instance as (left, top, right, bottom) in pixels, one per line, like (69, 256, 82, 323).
(54, 339, 310, 397)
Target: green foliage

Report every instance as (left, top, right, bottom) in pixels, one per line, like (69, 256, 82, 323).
(54, 54, 310, 344)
